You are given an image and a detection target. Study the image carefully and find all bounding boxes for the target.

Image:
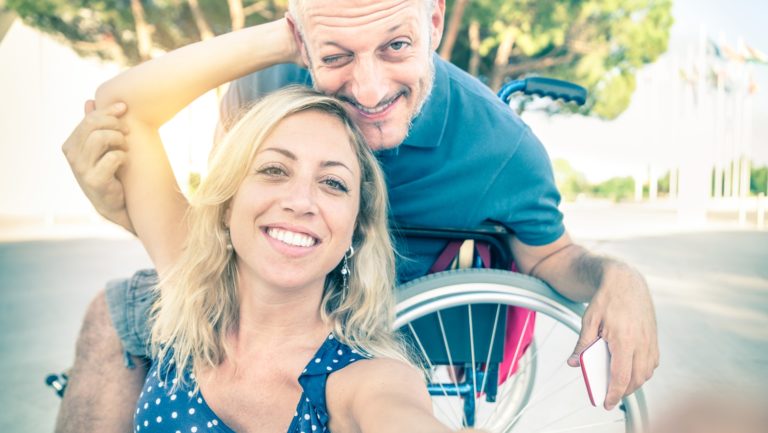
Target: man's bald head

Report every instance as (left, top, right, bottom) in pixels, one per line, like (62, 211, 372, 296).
(287, 0, 438, 35)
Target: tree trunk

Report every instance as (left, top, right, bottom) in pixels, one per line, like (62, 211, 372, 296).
(491, 29, 515, 92)
(503, 51, 576, 77)
(439, 0, 469, 61)
(187, 0, 214, 40)
(75, 36, 127, 64)
(490, 28, 516, 91)
(227, 0, 245, 31)
(468, 19, 480, 76)
(130, 0, 153, 60)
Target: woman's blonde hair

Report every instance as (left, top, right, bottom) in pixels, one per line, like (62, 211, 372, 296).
(150, 86, 408, 386)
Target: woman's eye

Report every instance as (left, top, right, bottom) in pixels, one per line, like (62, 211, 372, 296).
(322, 177, 349, 193)
(257, 165, 286, 177)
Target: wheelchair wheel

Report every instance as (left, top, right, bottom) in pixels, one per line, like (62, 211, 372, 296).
(395, 268, 649, 433)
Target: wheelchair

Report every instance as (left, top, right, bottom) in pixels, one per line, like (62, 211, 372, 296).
(393, 224, 648, 433)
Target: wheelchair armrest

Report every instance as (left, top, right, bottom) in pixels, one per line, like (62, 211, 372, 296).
(391, 222, 514, 268)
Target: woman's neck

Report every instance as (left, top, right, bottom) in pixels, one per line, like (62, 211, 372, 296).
(232, 271, 331, 351)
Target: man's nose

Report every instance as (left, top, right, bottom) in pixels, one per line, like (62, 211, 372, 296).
(351, 54, 389, 109)
(280, 179, 318, 216)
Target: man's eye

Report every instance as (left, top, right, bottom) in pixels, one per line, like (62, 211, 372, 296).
(322, 177, 349, 193)
(389, 41, 410, 51)
(323, 55, 350, 65)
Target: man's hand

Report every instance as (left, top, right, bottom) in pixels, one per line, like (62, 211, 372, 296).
(511, 234, 659, 411)
(568, 262, 659, 410)
(62, 100, 135, 233)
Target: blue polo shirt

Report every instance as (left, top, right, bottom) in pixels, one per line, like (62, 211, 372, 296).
(223, 55, 564, 282)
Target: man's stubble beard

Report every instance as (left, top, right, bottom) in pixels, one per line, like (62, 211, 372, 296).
(302, 44, 437, 148)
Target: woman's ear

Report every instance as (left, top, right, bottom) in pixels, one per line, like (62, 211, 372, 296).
(223, 204, 232, 228)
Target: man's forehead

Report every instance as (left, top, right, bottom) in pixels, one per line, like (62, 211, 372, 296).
(302, 0, 420, 22)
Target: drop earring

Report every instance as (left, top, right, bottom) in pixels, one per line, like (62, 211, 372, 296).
(225, 228, 233, 253)
(340, 245, 354, 294)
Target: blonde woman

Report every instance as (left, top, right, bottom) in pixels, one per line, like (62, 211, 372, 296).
(91, 27, 481, 433)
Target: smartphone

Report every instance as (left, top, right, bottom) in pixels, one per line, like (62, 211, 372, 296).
(579, 337, 611, 408)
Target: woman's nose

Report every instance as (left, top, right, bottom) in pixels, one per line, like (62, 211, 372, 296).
(280, 179, 318, 216)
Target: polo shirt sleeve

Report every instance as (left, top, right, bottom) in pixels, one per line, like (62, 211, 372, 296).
(219, 64, 311, 131)
(486, 128, 565, 246)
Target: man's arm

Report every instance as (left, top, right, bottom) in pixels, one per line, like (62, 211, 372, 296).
(511, 232, 659, 410)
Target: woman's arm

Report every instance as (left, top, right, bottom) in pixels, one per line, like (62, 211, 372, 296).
(328, 359, 486, 433)
(92, 19, 298, 274)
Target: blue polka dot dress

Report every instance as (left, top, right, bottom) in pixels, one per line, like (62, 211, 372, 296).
(134, 334, 365, 433)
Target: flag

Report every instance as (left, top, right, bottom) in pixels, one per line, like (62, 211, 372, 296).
(743, 43, 768, 64)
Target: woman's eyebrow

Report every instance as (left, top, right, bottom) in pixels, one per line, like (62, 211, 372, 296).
(262, 147, 354, 175)
(322, 160, 354, 175)
(261, 147, 296, 160)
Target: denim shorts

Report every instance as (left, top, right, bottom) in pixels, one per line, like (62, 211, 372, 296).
(104, 269, 159, 362)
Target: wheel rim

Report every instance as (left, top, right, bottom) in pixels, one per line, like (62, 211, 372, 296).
(395, 276, 647, 433)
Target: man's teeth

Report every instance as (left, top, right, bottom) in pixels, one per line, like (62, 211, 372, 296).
(267, 228, 317, 247)
(357, 98, 396, 115)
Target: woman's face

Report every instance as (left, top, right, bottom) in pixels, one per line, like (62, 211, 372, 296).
(226, 110, 361, 293)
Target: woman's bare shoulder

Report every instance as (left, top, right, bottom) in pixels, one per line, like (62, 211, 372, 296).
(325, 358, 432, 433)
(330, 357, 426, 392)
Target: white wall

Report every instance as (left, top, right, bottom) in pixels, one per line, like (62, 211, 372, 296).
(0, 20, 217, 221)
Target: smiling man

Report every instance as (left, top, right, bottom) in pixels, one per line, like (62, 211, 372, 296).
(294, 0, 438, 150)
(59, 1, 659, 432)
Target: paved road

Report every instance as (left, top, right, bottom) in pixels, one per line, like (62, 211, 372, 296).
(0, 239, 152, 433)
(1, 209, 766, 432)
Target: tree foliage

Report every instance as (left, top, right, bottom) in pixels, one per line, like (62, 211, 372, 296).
(444, 0, 673, 119)
(3, 0, 673, 119)
(751, 165, 767, 196)
(3, 0, 286, 64)
(552, 158, 590, 201)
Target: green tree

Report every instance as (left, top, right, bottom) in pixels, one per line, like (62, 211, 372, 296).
(552, 158, 590, 201)
(657, 170, 670, 195)
(442, 0, 674, 119)
(751, 165, 768, 195)
(592, 176, 635, 202)
(4, 0, 672, 120)
(3, 0, 286, 65)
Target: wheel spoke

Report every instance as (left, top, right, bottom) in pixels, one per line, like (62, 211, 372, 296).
(530, 405, 588, 433)
(435, 310, 468, 426)
(502, 309, 534, 386)
(468, 304, 479, 426)
(484, 309, 534, 425)
(407, 322, 463, 426)
(502, 375, 581, 433)
(478, 304, 502, 397)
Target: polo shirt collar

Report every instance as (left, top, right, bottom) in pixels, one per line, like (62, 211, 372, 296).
(401, 54, 450, 149)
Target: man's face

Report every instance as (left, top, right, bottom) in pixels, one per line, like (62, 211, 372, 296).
(292, 0, 445, 150)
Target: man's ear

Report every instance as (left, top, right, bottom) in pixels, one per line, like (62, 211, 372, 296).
(430, 0, 447, 51)
(285, 12, 311, 67)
